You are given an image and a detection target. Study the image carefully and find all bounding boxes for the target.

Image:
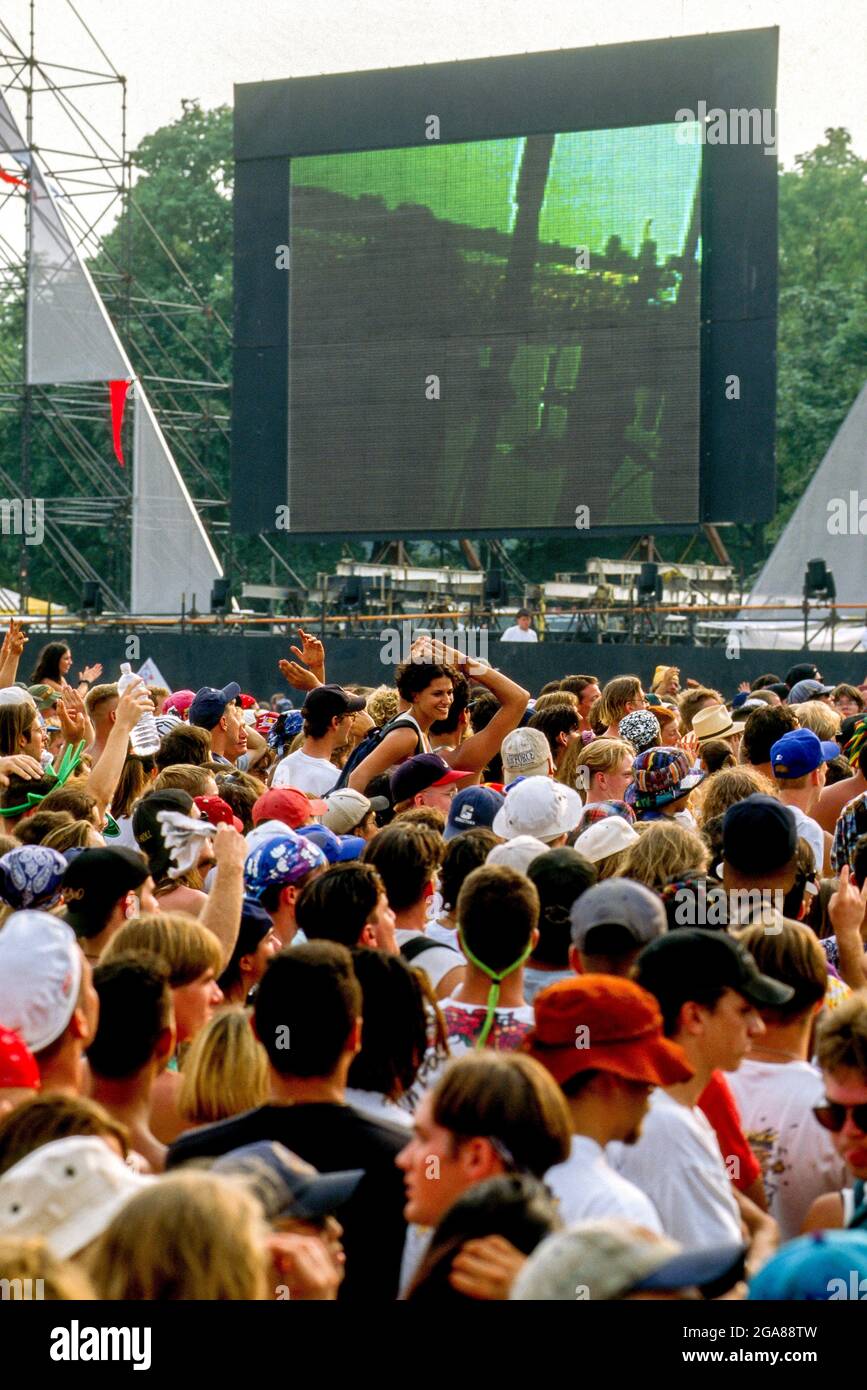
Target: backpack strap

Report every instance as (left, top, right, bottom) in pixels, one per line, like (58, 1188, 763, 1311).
(400, 935, 439, 964)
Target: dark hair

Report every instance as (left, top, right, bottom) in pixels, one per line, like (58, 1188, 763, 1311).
(432, 1053, 571, 1176)
(31, 642, 69, 685)
(635, 949, 727, 1037)
(526, 848, 597, 968)
(457, 865, 539, 974)
(430, 671, 470, 737)
(751, 673, 783, 691)
(394, 661, 455, 702)
(0, 774, 57, 819)
(468, 691, 501, 732)
(528, 705, 581, 759)
(254, 942, 361, 1078)
(559, 675, 599, 699)
(13, 810, 74, 846)
(295, 862, 383, 948)
(700, 738, 737, 775)
(362, 823, 443, 911)
(537, 681, 562, 697)
(781, 839, 819, 919)
(825, 755, 856, 787)
(0, 704, 38, 758)
(303, 706, 351, 741)
(741, 705, 799, 767)
(88, 953, 172, 1078)
(155, 725, 211, 771)
(405, 1175, 558, 1304)
(439, 829, 497, 912)
(112, 755, 150, 820)
(853, 834, 867, 891)
(736, 920, 827, 1021)
(214, 771, 263, 833)
(347, 948, 428, 1099)
(39, 785, 99, 823)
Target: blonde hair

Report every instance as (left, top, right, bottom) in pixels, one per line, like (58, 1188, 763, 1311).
(795, 701, 841, 741)
(366, 685, 401, 728)
(101, 912, 224, 984)
(617, 820, 708, 890)
(555, 737, 587, 791)
(595, 848, 631, 880)
(178, 1007, 269, 1126)
(694, 765, 777, 828)
(573, 738, 635, 796)
(0, 1236, 95, 1300)
(42, 820, 101, 853)
(153, 765, 216, 797)
(534, 691, 579, 713)
(85, 1170, 270, 1300)
(596, 677, 642, 728)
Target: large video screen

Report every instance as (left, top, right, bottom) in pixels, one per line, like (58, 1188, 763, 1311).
(287, 125, 702, 533)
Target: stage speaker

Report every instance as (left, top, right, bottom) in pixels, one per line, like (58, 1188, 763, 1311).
(81, 581, 102, 615)
(210, 578, 231, 614)
(637, 562, 663, 603)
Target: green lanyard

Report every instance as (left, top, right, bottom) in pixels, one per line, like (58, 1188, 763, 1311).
(457, 927, 535, 1049)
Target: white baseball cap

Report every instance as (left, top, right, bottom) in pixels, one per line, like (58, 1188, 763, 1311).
(0, 911, 82, 1052)
(501, 728, 552, 781)
(0, 686, 36, 709)
(574, 817, 640, 862)
(492, 778, 584, 844)
(245, 819, 299, 852)
(486, 835, 551, 875)
(321, 788, 387, 835)
(0, 1136, 151, 1259)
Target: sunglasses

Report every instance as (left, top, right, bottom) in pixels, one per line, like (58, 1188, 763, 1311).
(813, 1102, 867, 1134)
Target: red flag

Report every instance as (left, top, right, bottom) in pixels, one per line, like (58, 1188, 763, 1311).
(109, 379, 133, 467)
(0, 167, 28, 188)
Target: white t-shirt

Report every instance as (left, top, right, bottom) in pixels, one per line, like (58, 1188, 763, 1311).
(547, 1135, 664, 1233)
(785, 804, 825, 872)
(726, 1058, 846, 1241)
(611, 1088, 743, 1251)
(396, 929, 464, 993)
(500, 626, 538, 643)
(271, 749, 339, 796)
(345, 1088, 413, 1128)
(425, 916, 465, 953)
(439, 998, 535, 1057)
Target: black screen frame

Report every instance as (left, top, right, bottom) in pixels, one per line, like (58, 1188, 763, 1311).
(232, 28, 778, 538)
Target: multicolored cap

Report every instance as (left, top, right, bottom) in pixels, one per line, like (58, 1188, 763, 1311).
(243, 834, 327, 899)
(625, 748, 704, 811)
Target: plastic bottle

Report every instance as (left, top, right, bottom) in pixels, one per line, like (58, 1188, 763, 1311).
(118, 663, 161, 756)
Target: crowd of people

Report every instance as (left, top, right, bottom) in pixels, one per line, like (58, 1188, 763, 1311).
(1, 618, 867, 1302)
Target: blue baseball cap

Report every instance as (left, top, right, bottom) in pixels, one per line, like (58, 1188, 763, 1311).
(243, 834, 327, 900)
(770, 728, 839, 780)
(444, 786, 505, 841)
(189, 682, 241, 731)
(295, 823, 365, 864)
(749, 1231, 867, 1301)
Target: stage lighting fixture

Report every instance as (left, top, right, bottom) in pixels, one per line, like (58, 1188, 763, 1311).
(81, 581, 103, 616)
(803, 559, 836, 601)
(210, 578, 231, 614)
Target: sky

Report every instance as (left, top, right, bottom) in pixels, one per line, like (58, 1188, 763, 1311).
(1, 0, 865, 172)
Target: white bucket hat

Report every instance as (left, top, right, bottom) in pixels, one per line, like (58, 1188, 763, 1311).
(0, 911, 82, 1052)
(492, 778, 584, 844)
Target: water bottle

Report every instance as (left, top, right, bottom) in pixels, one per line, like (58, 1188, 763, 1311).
(118, 663, 161, 756)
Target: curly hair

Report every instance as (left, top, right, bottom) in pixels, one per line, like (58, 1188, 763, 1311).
(365, 685, 401, 728)
(694, 764, 777, 827)
(617, 820, 709, 891)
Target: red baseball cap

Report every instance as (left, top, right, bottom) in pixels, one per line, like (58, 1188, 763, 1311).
(0, 1026, 41, 1091)
(194, 795, 244, 834)
(239, 694, 258, 710)
(252, 787, 328, 829)
(526, 976, 693, 1088)
(162, 689, 195, 716)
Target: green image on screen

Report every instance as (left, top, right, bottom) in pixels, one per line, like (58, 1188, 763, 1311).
(288, 125, 702, 532)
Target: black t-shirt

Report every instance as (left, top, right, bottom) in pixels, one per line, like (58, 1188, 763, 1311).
(166, 1102, 408, 1302)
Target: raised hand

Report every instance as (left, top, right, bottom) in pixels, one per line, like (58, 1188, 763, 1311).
(78, 663, 103, 684)
(211, 822, 247, 876)
(0, 753, 43, 780)
(448, 1235, 527, 1301)
(2, 619, 27, 659)
(829, 864, 867, 940)
(268, 1233, 341, 1301)
(290, 628, 325, 676)
(738, 681, 751, 694)
(679, 730, 700, 762)
(58, 684, 90, 742)
(115, 679, 153, 732)
(278, 658, 320, 692)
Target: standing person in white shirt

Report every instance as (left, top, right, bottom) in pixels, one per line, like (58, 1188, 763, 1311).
(500, 609, 538, 643)
(769, 727, 837, 873)
(272, 685, 367, 797)
(527, 974, 693, 1232)
(727, 921, 846, 1240)
(615, 929, 787, 1270)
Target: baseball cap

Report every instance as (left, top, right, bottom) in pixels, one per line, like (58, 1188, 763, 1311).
(218, 898, 277, 987)
(570, 880, 667, 953)
(194, 795, 244, 833)
(636, 928, 795, 1012)
(61, 847, 151, 935)
(389, 753, 470, 805)
(0, 1135, 151, 1259)
(0, 1027, 40, 1090)
(301, 685, 366, 721)
(722, 794, 797, 874)
(527, 975, 693, 1087)
(748, 1231, 867, 1301)
(787, 678, 834, 705)
(770, 728, 839, 779)
(321, 787, 387, 835)
(0, 686, 35, 710)
(213, 1142, 363, 1223)
(574, 816, 639, 862)
(245, 819, 300, 853)
(625, 748, 704, 812)
(501, 727, 551, 782)
(189, 682, 241, 730)
(444, 786, 506, 841)
(244, 834, 327, 900)
(0, 912, 83, 1052)
(162, 689, 195, 716)
(492, 778, 583, 844)
(154, 713, 182, 739)
(252, 787, 328, 830)
(486, 835, 550, 875)
(511, 1221, 745, 1301)
(132, 789, 193, 878)
(27, 684, 60, 712)
(295, 823, 365, 864)
(0, 845, 68, 911)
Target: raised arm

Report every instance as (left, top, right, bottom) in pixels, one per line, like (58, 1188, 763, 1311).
(412, 639, 529, 775)
(85, 681, 153, 816)
(200, 824, 247, 967)
(0, 619, 27, 690)
(346, 726, 418, 793)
